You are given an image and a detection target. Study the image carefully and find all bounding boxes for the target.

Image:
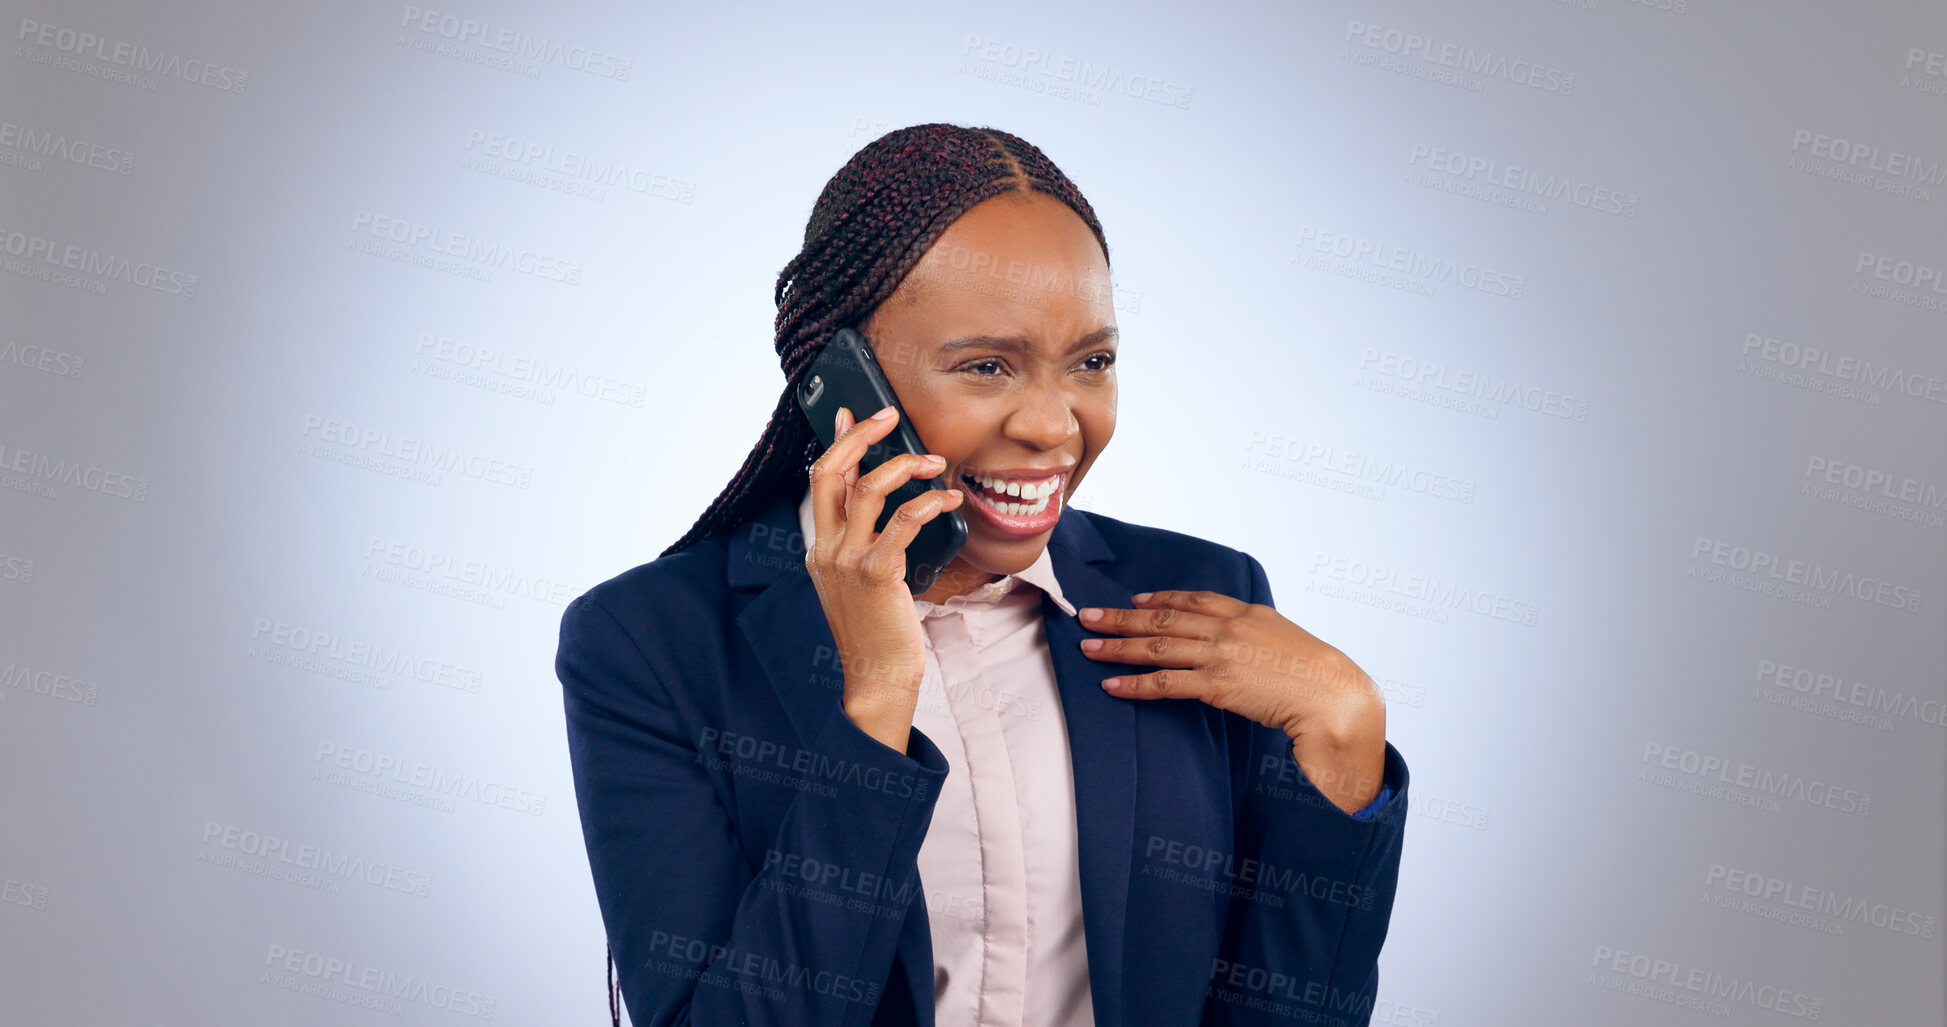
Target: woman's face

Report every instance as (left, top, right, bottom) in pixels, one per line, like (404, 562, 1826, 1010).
(859, 190, 1117, 599)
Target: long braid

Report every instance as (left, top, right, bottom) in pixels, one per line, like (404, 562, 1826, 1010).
(657, 123, 1111, 559)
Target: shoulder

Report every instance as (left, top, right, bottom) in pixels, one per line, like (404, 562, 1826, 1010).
(1067, 508, 1266, 601)
(559, 533, 738, 663)
(577, 532, 734, 612)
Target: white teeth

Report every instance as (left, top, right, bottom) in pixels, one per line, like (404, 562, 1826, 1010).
(968, 472, 1059, 501)
(957, 473, 1066, 522)
(961, 471, 1057, 519)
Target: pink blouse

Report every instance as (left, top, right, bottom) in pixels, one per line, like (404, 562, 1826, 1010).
(797, 491, 1096, 1027)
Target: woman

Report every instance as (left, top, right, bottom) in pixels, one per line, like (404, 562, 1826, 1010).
(555, 123, 1409, 1027)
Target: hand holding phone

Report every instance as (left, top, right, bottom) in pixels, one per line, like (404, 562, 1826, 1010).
(796, 327, 969, 594)
(798, 340, 970, 750)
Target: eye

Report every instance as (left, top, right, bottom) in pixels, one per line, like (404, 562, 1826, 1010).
(1081, 351, 1116, 372)
(961, 358, 1007, 377)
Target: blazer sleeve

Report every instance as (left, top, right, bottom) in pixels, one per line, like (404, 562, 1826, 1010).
(1203, 554, 1410, 1027)
(557, 592, 949, 1027)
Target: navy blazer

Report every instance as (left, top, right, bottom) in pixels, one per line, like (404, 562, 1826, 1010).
(556, 488, 1409, 1027)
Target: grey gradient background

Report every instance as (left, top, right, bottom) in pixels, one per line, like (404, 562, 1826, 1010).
(1, 1, 1942, 1024)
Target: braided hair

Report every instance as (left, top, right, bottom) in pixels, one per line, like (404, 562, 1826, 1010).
(657, 122, 1112, 559)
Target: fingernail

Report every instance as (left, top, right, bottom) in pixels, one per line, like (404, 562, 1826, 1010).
(1080, 638, 1102, 651)
(1080, 607, 1101, 621)
(925, 455, 945, 466)
(1132, 592, 1153, 603)
(871, 405, 896, 420)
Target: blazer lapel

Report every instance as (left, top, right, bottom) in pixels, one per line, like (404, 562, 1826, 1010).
(1040, 517, 1139, 1027)
(726, 491, 1139, 1027)
(727, 497, 844, 749)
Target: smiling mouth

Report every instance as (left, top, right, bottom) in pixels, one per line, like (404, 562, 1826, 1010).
(958, 470, 1062, 519)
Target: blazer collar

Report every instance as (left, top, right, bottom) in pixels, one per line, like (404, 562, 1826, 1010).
(726, 488, 1136, 1027)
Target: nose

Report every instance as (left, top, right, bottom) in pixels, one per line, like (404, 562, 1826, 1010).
(1002, 381, 1080, 452)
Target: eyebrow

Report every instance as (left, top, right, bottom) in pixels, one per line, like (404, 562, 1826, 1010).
(936, 325, 1118, 355)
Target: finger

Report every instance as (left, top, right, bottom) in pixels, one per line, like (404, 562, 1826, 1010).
(838, 450, 947, 555)
(1132, 589, 1253, 618)
(837, 406, 865, 491)
(1079, 634, 1213, 668)
(859, 487, 965, 582)
(857, 450, 948, 500)
(1078, 604, 1227, 641)
(1101, 667, 1205, 703)
(836, 405, 899, 497)
(808, 404, 898, 551)
(806, 406, 851, 552)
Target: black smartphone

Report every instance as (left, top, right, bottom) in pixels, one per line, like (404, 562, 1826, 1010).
(796, 326, 968, 594)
